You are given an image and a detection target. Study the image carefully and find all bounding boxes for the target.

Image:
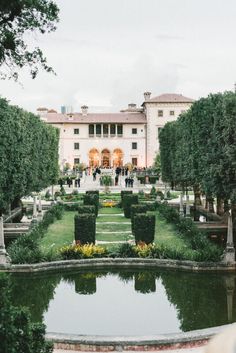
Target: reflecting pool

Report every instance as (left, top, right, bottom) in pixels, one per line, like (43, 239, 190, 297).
(7, 269, 236, 335)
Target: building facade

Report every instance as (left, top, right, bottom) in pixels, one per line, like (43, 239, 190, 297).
(38, 92, 194, 169)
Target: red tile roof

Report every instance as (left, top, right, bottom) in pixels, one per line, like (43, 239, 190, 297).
(44, 112, 147, 124)
(146, 93, 194, 103)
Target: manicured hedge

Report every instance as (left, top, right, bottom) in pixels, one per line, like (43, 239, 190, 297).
(133, 213, 155, 244)
(130, 204, 149, 233)
(149, 176, 159, 184)
(84, 194, 99, 216)
(77, 205, 95, 214)
(86, 190, 99, 198)
(74, 214, 96, 244)
(121, 190, 133, 208)
(137, 176, 146, 184)
(123, 194, 139, 218)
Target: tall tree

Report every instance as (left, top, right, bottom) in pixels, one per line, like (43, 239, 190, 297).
(0, 0, 59, 80)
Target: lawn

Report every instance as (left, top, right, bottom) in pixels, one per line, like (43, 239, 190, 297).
(40, 207, 189, 254)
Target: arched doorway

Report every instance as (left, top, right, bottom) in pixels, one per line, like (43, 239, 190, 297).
(113, 148, 123, 167)
(101, 149, 110, 167)
(89, 148, 100, 167)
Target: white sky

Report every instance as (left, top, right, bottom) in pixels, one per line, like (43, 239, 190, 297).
(1, 0, 236, 113)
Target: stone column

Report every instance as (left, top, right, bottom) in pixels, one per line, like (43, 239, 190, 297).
(32, 195, 38, 224)
(164, 185, 167, 199)
(185, 194, 191, 217)
(38, 194, 42, 214)
(224, 276, 235, 323)
(0, 216, 10, 265)
(179, 192, 184, 217)
(223, 210, 235, 263)
(51, 185, 54, 200)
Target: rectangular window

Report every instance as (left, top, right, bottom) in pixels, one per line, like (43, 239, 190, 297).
(74, 142, 80, 150)
(89, 124, 94, 136)
(74, 158, 80, 165)
(117, 124, 123, 136)
(110, 124, 116, 136)
(74, 128, 79, 134)
(158, 110, 163, 117)
(170, 111, 175, 116)
(96, 124, 101, 137)
(132, 128, 137, 134)
(103, 124, 109, 137)
(132, 142, 137, 149)
(132, 158, 138, 166)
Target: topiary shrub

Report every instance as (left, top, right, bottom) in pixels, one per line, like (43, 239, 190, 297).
(84, 193, 99, 216)
(74, 214, 96, 244)
(123, 194, 139, 218)
(86, 190, 99, 199)
(130, 204, 149, 233)
(77, 205, 96, 214)
(121, 190, 133, 208)
(149, 176, 159, 184)
(133, 213, 155, 244)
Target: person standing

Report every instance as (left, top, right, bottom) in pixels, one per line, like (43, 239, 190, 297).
(77, 176, 81, 188)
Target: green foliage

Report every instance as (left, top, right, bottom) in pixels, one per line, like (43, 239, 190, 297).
(83, 193, 99, 217)
(100, 175, 112, 186)
(86, 190, 99, 198)
(74, 214, 96, 244)
(130, 204, 149, 233)
(0, 274, 53, 353)
(149, 176, 159, 184)
(152, 153, 161, 178)
(77, 205, 96, 214)
(0, 98, 59, 213)
(137, 176, 146, 184)
(120, 190, 132, 207)
(133, 213, 155, 244)
(123, 194, 139, 218)
(0, 0, 59, 80)
(156, 202, 222, 261)
(8, 205, 64, 264)
(159, 92, 236, 204)
(60, 244, 107, 260)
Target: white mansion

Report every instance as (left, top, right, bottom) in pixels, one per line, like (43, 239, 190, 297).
(37, 92, 194, 169)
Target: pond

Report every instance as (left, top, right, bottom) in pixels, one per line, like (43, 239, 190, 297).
(8, 269, 236, 336)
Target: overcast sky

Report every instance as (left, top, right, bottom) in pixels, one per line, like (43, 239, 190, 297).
(1, 0, 236, 113)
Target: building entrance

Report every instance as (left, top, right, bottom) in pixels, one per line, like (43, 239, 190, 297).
(101, 149, 111, 167)
(113, 148, 123, 167)
(89, 148, 100, 167)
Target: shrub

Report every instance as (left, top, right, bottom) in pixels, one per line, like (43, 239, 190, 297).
(123, 194, 138, 218)
(133, 243, 154, 257)
(8, 204, 64, 264)
(63, 202, 81, 211)
(156, 190, 164, 200)
(0, 275, 53, 353)
(149, 176, 159, 184)
(84, 193, 99, 216)
(44, 190, 51, 199)
(86, 190, 99, 198)
(150, 186, 157, 195)
(137, 176, 145, 184)
(121, 190, 132, 207)
(60, 186, 66, 196)
(112, 243, 135, 258)
(77, 205, 96, 214)
(60, 243, 107, 259)
(133, 213, 155, 244)
(74, 214, 96, 244)
(130, 204, 148, 233)
(72, 189, 79, 195)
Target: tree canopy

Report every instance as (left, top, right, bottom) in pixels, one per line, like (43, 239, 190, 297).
(0, 97, 59, 213)
(0, 0, 59, 80)
(159, 91, 236, 203)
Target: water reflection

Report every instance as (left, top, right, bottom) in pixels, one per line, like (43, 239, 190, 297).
(8, 269, 236, 335)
